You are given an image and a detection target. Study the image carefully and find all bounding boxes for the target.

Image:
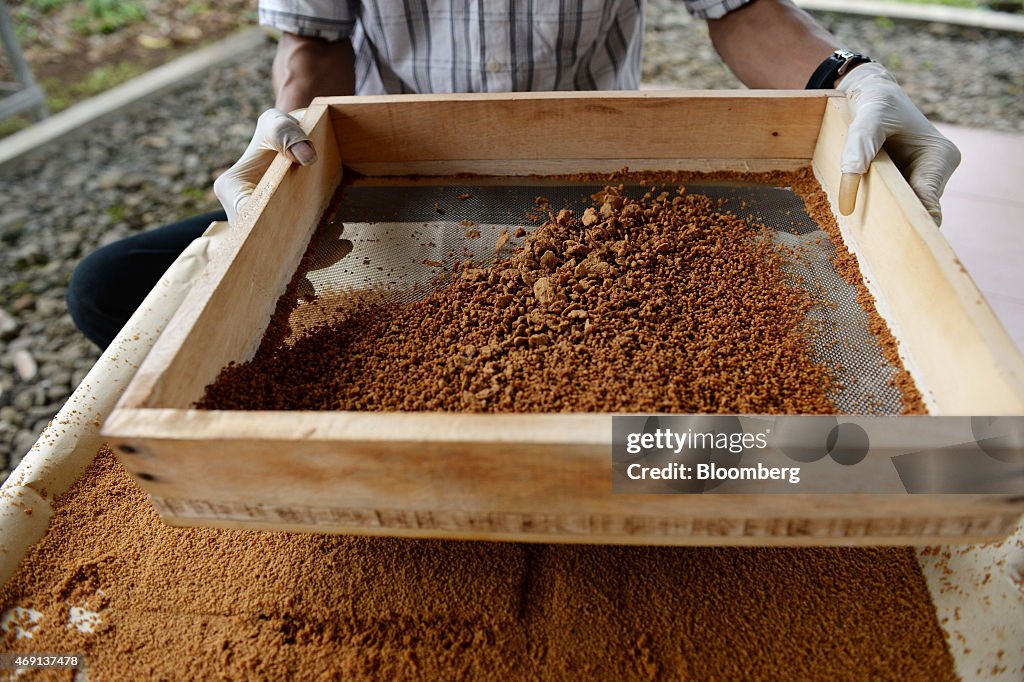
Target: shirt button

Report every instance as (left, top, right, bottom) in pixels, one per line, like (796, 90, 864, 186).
(486, 58, 502, 74)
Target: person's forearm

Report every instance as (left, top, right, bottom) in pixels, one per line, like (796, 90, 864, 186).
(707, 0, 838, 89)
(273, 33, 356, 111)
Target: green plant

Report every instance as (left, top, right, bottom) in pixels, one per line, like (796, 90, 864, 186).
(79, 61, 148, 92)
(182, 187, 208, 202)
(40, 61, 148, 113)
(71, 0, 147, 36)
(184, 2, 213, 17)
(12, 7, 39, 42)
(27, 0, 72, 13)
(0, 116, 30, 138)
(13, 22, 35, 44)
(8, 280, 32, 297)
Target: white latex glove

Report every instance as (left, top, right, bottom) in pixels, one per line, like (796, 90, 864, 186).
(837, 62, 961, 225)
(213, 108, 318, 225)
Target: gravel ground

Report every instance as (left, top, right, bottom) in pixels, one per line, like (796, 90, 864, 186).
(1, 3, 1022, 480)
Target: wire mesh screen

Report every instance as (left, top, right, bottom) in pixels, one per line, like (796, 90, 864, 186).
(293, 178, 906, 415)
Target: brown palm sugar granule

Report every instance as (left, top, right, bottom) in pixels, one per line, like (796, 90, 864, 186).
(199, 182, 844, 413)
(0, 448, 958, 681)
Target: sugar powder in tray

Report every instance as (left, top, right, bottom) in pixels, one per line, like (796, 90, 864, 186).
(197, 168, 924, 415)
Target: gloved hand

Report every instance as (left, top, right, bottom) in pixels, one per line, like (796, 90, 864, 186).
(837, 62, 961, 225)
(213, 108, 318, 225)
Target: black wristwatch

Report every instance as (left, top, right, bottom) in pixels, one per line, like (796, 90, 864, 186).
(805, 50, 873, 89)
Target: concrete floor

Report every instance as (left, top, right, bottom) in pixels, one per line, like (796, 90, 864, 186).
(937, 123, 1024, 354)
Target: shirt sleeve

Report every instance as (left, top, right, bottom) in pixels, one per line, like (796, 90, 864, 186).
(681, 0, 755, 20)
(258, 0, 359, 42)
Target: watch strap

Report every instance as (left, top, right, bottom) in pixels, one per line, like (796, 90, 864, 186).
(806, 50, 873, 89)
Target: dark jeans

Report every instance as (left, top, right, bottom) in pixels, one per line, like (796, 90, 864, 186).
(66, 210, 227, 349)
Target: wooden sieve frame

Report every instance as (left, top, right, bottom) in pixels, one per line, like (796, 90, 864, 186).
(102, 92, 1024, 545)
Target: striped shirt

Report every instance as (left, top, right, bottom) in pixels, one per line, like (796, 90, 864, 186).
(258, 1, 752, 95)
